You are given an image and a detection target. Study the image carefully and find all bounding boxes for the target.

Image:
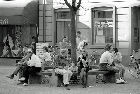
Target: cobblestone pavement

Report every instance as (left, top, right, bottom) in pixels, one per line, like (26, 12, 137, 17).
(0, 66, 140, 94)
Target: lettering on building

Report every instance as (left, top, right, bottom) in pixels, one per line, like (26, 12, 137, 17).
(0, 19, 8, 25)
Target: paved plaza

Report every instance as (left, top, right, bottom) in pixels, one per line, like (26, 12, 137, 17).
(0, 66, 140, 94)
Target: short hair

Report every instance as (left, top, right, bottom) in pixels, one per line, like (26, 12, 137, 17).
(63, 36, 67, 39)
(32, 36, 35, 39)
(43, 46, 48, 52)
(113, 48, 118, 53)
(104, 44, 112, 51)
(77, 31, 81, 34)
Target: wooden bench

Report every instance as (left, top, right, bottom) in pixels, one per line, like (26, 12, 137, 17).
(87, 69, 116, 84)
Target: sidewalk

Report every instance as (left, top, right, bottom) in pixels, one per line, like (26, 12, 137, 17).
(0, 66, 140, 94)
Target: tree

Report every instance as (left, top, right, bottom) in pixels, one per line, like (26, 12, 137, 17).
(64, 0, 82, 64)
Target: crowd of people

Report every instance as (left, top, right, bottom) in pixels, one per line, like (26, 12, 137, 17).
(6, 31, 126, 90)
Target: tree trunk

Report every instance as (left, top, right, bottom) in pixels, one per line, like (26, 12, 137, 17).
(70, 9, 77, 64)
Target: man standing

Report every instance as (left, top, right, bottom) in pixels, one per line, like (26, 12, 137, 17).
(76, 31, 82, 48)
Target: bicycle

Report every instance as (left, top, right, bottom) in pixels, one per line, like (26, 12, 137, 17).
(128, 50, 140, 78)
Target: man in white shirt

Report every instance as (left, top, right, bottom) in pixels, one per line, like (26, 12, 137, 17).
(21, 52, 41, 86)
(76, 31, 82, 48)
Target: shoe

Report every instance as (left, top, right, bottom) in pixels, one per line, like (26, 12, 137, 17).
(116, 79, 122, 84)
(6, 74, 14, 79)
(120, 79, 127, 84)
(23, 83, 28, 86)
(18, 77, 25, 81)
(17, 82, 24, 85)
(64, 84, 70, 90)
(65, 87, 70, 90)
(82, 85, 87, 88)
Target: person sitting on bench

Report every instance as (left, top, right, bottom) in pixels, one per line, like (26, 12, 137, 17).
(77, 50, 89, 88)
(99, 44, 120, 83)
(55, 55, 73, 90)
(21, 52, 42, 86)
(6, 48, 33, 80)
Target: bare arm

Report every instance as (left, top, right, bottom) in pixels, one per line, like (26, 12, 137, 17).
(18, 52, 32, 63)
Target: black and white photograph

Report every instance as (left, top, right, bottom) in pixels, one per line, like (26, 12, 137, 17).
(0, 0, 140, 94)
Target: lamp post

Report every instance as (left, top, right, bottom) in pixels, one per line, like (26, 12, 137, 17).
(43, 0, 47, 42)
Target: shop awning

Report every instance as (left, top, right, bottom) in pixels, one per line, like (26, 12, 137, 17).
(0, 0, 38, 25)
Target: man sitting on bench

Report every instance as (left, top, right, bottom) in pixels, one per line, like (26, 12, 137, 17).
(55, 55, 73, 90)
(6, 48, 33, 80)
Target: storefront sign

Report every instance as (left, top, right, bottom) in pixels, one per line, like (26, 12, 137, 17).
(0, 19, 8, 25)
(36, 43, 49, 57)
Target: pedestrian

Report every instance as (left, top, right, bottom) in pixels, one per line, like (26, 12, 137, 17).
(1, 42, 13, 57)
(31, 36, 37, 54)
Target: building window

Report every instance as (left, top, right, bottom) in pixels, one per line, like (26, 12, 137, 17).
(56, 11, 70, 19)
(92, 7, 114, 45)
(0, 25, 37, 58)
(55, 9, 71, 43)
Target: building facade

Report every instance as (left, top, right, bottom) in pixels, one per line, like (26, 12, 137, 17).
(38, 0, 140, 66)
(0, 0, 38, 58)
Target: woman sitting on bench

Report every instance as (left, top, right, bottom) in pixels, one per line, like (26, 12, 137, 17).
(99, 44, 120, 83)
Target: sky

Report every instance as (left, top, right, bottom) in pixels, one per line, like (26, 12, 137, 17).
(0, 0, 34, 7)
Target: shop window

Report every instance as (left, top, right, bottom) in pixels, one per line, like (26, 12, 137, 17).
(56, 11, 71, 19)
(0, 25, 37, 58)
(92, 7, 114, 45)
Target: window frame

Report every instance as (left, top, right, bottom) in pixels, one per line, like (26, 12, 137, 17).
(91, 5, 116, 48)
(54, 8, 71, 44)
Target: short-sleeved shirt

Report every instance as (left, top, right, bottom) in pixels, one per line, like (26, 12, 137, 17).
(100, 51, 113, 65)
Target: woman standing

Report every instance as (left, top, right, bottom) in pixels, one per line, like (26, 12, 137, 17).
(1, 42, 12, 57)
